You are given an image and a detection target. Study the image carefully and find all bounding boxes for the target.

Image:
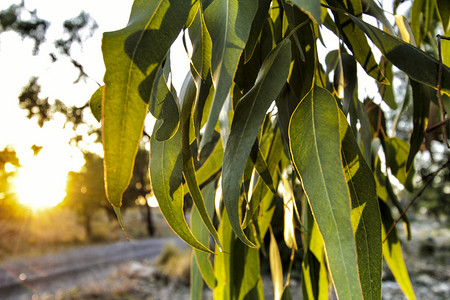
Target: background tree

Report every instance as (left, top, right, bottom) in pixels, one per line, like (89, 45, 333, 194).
(123, 139, 156, 237)
(63, 152, 109, 242)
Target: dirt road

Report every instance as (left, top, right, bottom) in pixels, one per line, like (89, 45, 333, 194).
(0, 237, 185, 299)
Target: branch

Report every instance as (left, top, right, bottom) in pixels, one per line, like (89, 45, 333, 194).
(383, 158, 450, 243)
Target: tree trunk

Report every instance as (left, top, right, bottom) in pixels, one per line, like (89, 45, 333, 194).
(145, 203, 155, 236)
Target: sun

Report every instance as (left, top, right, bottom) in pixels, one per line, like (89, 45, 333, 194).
(13, 146, 84, 210)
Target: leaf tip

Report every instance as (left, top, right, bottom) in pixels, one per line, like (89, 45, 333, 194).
(113, 206, 129, 241)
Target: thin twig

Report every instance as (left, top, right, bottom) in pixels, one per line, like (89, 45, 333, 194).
(426, 116, 450, 133)
(436, 34, 450, 147)
(383, 158, 450, 243)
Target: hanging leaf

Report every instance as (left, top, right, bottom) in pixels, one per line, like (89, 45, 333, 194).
(379, 200, 416, 299)
(102, 0, 190, 208)
(377, 58, 397, 110)
(199, 0, 258, 152)
(190, 254, 204, 300)
(191, 182, 218, 289)
(150, 123, 212, 253)
(150, 62, 180, 141)
(244, 0, 272, 62)
(289, 85, 362, 299)
(222, 38, 291, 247)
(346, 12, 450, 92)
(327, 0, 388, 84)
(407, 80, 432, 171)
(436, 0, 450, 32)
(281, 175, 298, 250)
(180, 72, 223, 251)
(269, 228, 284, 300)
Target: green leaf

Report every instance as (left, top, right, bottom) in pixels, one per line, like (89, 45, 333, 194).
(102, 0, 189, 207)
(150, 62, 180, 141)
(289, 85, 362, 300)
(180, 72, 223, 251)
(334, 50, 358, 114)
(222, 38, 292, 247)
(377, 58, 397, 110)
(346, 12, 450, 92)
(269, 228, 284, 300)
(190, 253, 204, 300)
(250, 140, 277, 194)
(150, 123, 212, 253)
(302, 205, 329, 300)
(411, 0, 435, 45)
(199, 0, 258, 152)
(286, 0, 322, 24)
(436, 0, 450, 32)
(339, 112, 382, 300)
(191, 182, 218, 289)
(379, 200, 416, 299)
(407, 80, 432, 171)
(327, 0, 388, 84)
(244, 0, 272, 63)
(230, 228, 264, 299)
(361, 0, 395, 34)
(89, 86, 103, 122)
(281, 175, 298, 250)
(213, 209, 233, 300)
(385, 137, 414, 188)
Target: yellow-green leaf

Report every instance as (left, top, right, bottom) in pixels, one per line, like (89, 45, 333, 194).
(150, 124, 212, 253)
(102, 0, 189, 207)
(379, 200, 416, 299)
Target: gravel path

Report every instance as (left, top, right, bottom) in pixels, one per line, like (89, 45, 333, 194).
(0, 237, 185, 299)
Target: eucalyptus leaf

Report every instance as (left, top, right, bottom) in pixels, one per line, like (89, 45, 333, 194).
(222, 38, 291, 247)
(102, 0, 189, 208)
(199, 0, 258, 152)
(289, 85, 362, 299)
(346, 12, 450, 92)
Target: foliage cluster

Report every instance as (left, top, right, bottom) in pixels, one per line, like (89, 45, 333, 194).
(75, 0, 450, 298)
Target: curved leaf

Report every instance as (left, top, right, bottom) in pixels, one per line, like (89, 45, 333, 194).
(150, 123, 212, 253)
(286, 0, 322, 24)
(191, 182, 217, 289)
(150, 61, 179, 141)
(180, 73, 222, 251)
(327, 0, 388, 84)
(346, 12, 450, 92)
(407, 80, 431, 171)
(379, 200, 416, 299)
(222, 38, 291, 247)
(289, 85, 362, 300)
(102, 0, 189, 207)
(269, 228, 284, 300)
(199, 0, 258, 152)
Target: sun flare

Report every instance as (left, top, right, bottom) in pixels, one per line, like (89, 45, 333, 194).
(13, 146, 84, 210)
